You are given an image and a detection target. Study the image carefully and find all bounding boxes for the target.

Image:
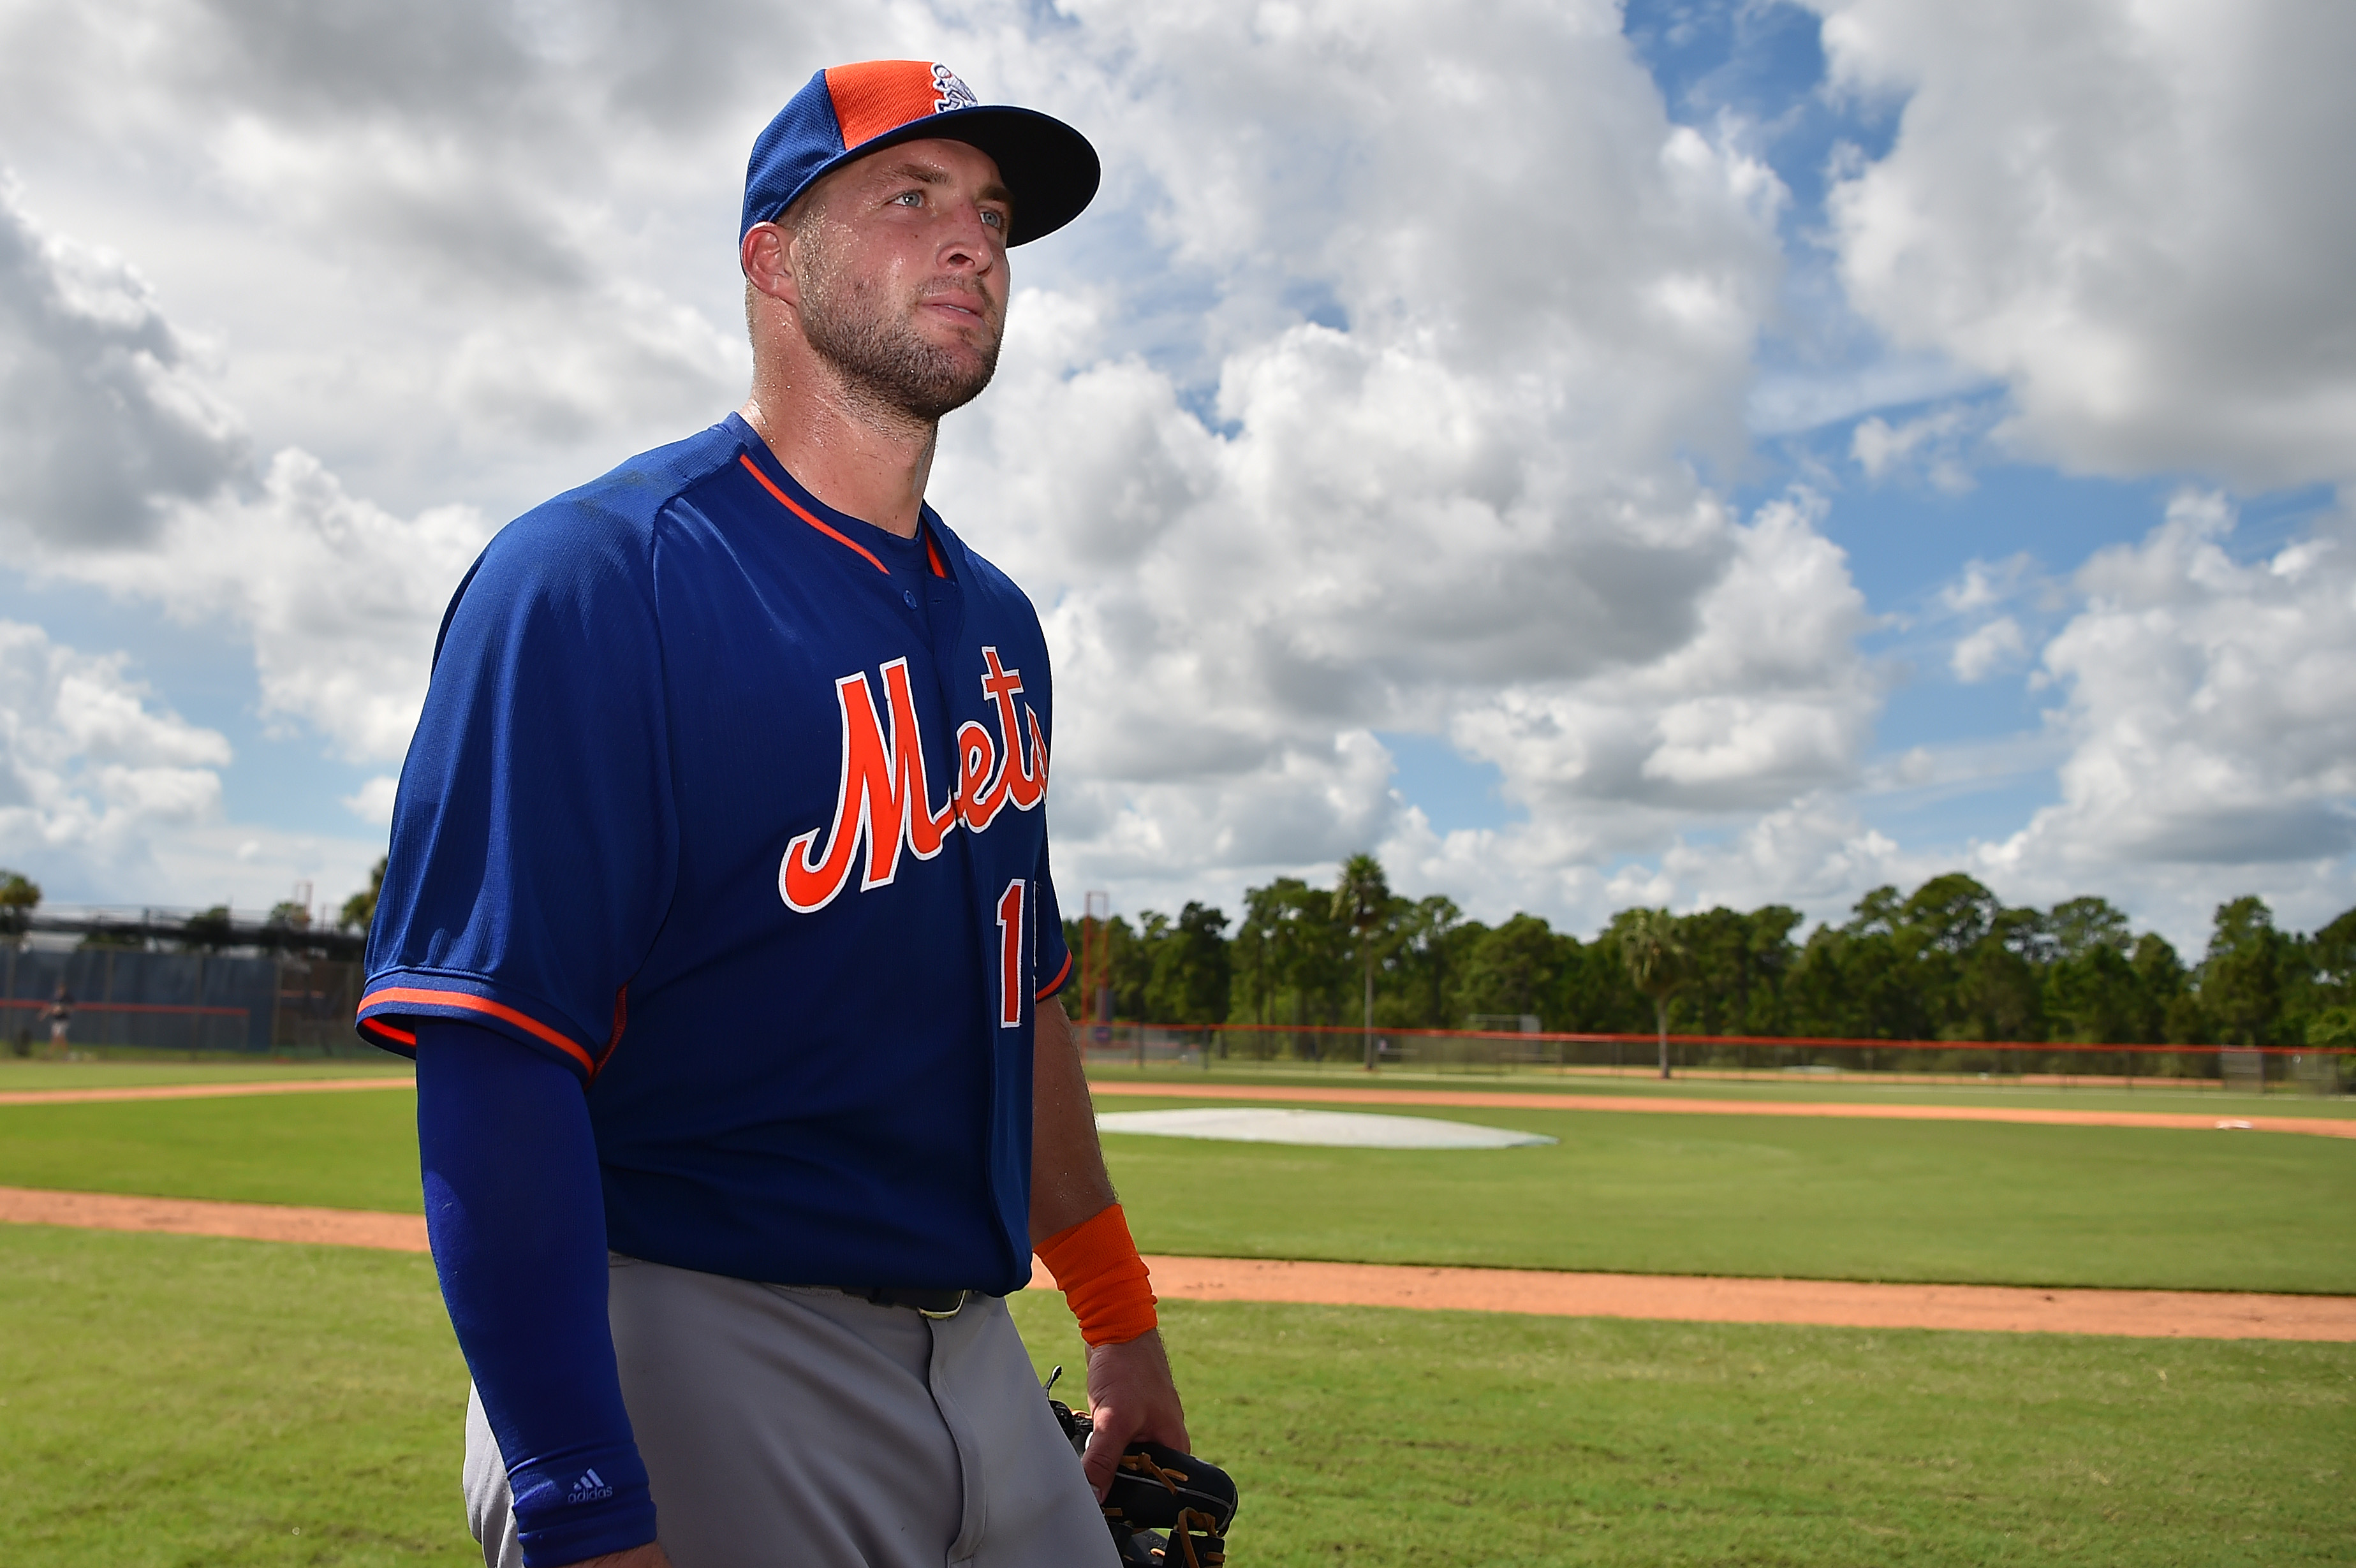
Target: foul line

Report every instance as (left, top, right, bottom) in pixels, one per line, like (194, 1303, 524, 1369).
(1107, 1255, 2356, 1342)
(3, 1185, 2348, 1341)
(0, 1077, 415, 1106)
(1086, 1079, 2356, 1139)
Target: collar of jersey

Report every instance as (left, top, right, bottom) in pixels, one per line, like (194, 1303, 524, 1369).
(730, 414, 951, 580)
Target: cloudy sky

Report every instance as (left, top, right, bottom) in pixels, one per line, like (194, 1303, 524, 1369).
(0, 0, 2350, 950)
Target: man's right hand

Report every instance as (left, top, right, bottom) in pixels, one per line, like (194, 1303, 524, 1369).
(1080, 1328, 1189, 1499)
(562, 1546, 672, 1568)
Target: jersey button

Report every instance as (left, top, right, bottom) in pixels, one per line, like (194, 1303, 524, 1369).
(903, 589, 918, 608)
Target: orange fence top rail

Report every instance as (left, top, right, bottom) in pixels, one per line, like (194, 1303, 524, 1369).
(1101, 1019, 2348, 1058)
(0, 999, 249, 1018)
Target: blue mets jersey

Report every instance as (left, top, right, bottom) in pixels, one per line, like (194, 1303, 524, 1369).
(360, 413, 1070, 1296)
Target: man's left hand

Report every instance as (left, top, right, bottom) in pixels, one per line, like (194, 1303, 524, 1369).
(1080, 1328, 1188, 1499)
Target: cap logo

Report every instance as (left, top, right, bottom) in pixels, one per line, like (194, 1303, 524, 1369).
(931, 64, 978, 114)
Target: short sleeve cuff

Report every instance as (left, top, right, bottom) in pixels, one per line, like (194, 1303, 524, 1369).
(358, 971, 620, 1081)
(1034, 947, 1073, 1002)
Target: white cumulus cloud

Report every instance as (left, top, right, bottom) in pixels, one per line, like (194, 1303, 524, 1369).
(1949, 616, 2025, 683)
(1992, 490, 2356, 873)
(1809, 0, 2356, 488)
(931, 1, 1883, 916)
(341, 775, 400, 828)
(0, 619, 226, 882)
(0, 189, 494, 765)
(0, 0, 1886, 932)
(71, 450, 493, 763)
(1850, 402, 1978, 492)
(0, 180, 245, 546)
(18, 0, 2338, 945)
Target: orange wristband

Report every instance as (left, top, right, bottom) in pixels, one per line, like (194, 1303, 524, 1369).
(1034, 1203, 1158, 1346)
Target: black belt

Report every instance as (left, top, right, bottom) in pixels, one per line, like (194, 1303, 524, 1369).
(829, 1285, 971, 1317)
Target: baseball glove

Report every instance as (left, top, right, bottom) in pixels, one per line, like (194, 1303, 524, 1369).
(1049, 1374, 1237, 1568)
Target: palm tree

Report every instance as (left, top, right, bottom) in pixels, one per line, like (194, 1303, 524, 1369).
(0, 870, 38, 939)
(1616, 907, 1690, 1080)
(339, 855, 387, 934)
(1332, 854, 1390, 1071)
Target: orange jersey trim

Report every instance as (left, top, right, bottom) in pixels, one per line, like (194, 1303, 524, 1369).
(1036, 948, 1073, 1002)
(358, 986, 596, 1076)
(738, 454, 888, 575)
(603, 983, 629, 1071)
(924, 529, 949, 578)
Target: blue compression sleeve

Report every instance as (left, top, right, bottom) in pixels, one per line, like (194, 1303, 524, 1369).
(415, 1020, 656, 1565)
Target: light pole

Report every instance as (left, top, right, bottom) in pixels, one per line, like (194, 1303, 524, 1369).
(1082, 890, 1111, 1040)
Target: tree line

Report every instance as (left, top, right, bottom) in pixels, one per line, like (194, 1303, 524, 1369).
(1061, 861, 2356, 1052)
(0, 865, 380, 956)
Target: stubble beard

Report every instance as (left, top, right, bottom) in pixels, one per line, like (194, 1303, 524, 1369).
(799, 261, 1001, 425)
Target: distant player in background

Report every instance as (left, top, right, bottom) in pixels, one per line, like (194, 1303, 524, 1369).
(358, 62, 1182, 1568)
(46, 983, 71, 1057)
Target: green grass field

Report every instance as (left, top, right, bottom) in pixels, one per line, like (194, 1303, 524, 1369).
(0, 1091, 429, 1213)
(1099, 1095, 2356, 1294)
(4, 1226, 468, 1566)
(6, 1088, 2349, 1293)
(3, 1080, 2352, 1564)
(1008, 1295, 2355, 1568)
(4, 1225, 2348, 1567)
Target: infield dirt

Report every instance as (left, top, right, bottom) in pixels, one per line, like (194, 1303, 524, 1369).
(0, 1076, 414, 1107)
(4, 1183, 2349, 1341)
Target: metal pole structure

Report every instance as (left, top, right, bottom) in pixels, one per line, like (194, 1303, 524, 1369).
(1082, 893, 1110, 998)
(1082, 891, 1110, 1063)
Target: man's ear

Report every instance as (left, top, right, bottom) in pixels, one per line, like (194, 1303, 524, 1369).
(741, 222, 799, 307)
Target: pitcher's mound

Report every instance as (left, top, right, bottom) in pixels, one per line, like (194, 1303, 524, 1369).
(1096, 1107, 1556, 1149)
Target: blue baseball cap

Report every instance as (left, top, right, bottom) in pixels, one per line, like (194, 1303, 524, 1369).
(742, 61, 1101, 247)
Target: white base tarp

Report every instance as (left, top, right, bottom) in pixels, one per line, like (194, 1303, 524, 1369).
(1094, 1107, 1556, 1150)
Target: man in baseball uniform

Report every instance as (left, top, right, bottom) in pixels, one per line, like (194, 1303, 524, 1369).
(359, 61, 1182, 1568)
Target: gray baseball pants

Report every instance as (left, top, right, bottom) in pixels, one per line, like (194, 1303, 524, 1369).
(463, 1252, 1115, 1567)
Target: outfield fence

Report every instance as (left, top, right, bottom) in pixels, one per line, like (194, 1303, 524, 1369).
(6, 944, 2344, 1089)
(0, 996, 253, 1053)
(0, 948, 371, 1057)
(1075, 1020, 2355, 1093)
